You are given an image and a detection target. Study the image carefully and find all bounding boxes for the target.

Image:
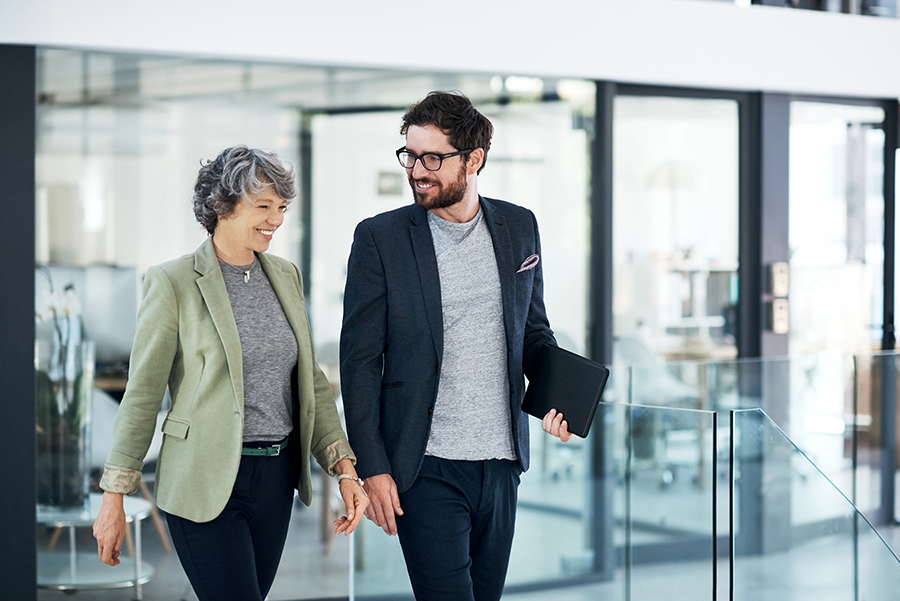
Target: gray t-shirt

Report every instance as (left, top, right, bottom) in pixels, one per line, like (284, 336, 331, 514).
(425, 207, 516, 461)
(219, 256, 298, 442)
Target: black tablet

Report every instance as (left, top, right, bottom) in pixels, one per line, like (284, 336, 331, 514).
(521, 344, 609, 438)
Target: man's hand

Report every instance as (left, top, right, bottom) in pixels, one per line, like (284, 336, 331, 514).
(93, 492, 127, 566)
(363, 473, 403, 535)
(542, 408, 573, 443)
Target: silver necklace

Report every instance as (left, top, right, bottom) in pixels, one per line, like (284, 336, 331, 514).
(217, 254, 254, 283)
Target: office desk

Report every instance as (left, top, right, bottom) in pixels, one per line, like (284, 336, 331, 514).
(37, 493, 155, 599)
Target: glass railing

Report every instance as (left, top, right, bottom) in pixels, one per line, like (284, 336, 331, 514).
(731, 408, 900, 600)
(645, 352, 900, 527)
(33, 349, 900, 598)
(350, 352, 900, 600)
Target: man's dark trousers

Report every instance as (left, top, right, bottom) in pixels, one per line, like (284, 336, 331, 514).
(396, 456, 521, 601)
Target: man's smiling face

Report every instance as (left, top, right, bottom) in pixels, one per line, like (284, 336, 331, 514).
(403, 124, 469, 211)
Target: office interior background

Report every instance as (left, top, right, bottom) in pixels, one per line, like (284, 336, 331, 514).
(2, 0, 900, 599)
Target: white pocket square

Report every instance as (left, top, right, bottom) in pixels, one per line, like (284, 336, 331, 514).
(517, 254, 540, 273)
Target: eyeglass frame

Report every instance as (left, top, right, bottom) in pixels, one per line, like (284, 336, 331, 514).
(396, 147, 475, 172)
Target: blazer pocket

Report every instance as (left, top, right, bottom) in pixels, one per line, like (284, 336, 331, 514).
(381, 381, 406, 390)
(161, 415, 191, 440)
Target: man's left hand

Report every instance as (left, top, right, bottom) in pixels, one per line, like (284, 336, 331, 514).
(542, 408, 572, 443)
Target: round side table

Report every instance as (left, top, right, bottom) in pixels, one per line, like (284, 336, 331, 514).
(37, 492, 156, 599)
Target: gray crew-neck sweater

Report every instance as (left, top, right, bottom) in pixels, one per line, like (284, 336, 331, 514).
(219, 256, 298, 442)
(425, 207, 516, 461)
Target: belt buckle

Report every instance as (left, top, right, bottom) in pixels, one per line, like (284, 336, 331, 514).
(270, 443, 281, 457)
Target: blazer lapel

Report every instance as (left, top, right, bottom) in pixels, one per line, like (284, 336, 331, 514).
(409, 205, 444, 360)
(194, 238, 244, 413)
(258, 254, 309, 362)
(258, 254, 301, 335)
(481, 198, 518, 358)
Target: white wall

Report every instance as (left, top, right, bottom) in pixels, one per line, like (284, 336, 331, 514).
(2, 0, 899, 99)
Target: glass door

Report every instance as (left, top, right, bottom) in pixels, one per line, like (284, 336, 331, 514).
(612, 95, 740, 368)
(787, 100, 888, 528)
(609, 93, 741, 582)
(788, 101, 887, 356)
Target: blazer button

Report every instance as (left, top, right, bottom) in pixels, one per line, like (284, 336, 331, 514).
(428, 408, 433, 416)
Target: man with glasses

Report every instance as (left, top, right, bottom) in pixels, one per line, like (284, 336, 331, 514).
(340, 91, 571, 601)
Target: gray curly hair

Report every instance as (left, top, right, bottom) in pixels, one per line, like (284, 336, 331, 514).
(192, 145, 296, 234)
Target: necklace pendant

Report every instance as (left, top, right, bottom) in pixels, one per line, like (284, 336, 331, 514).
(243, 271, 250, 284)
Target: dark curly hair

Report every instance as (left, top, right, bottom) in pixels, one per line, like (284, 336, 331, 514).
(400, 91, 493, 175)
(192, 145, 296, 234)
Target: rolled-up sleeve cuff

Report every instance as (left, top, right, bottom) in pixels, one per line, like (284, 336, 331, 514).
(318, 439, 357, 477)
(99, 464, 142, 495)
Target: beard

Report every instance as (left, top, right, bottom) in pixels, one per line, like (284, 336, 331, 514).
(410, 162, 468, 210)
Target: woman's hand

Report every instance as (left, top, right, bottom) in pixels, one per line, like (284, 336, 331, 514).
(333, 459, 369, 536)
(93, 492, 127, 566)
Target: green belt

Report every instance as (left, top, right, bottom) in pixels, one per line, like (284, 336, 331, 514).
(241, 438, 288, 457)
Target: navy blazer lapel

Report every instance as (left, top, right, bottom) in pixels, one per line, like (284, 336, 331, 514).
(481, 198, 518, 356)
(409, 205, 444, 359)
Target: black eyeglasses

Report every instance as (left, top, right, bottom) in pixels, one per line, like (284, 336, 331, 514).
(396, 147, 473, 171)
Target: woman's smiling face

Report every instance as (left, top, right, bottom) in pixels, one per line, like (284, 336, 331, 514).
(214, 188, 287, 263)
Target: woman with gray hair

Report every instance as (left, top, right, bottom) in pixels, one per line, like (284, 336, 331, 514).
(92, 145, 367, 600)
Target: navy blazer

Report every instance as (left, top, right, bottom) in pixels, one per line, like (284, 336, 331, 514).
(339, 196, 556, 493)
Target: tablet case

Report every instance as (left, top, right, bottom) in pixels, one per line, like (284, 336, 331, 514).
(521, 344, 609, 438)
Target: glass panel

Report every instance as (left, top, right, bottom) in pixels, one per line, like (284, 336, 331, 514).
(618, 401, 717, 601)
(688, 353, 897, 535)
(786, 354, 858, 525)
(630, 360, 731, 567)
(855, 353, 900, 527)
(612, 95, 739, 365)
(506, 399, 599, 588)
(732, 408, 900, 601)
(789, 101, 887, 355)
(895, 146, 900, 356)
(35, 50, 306, 274)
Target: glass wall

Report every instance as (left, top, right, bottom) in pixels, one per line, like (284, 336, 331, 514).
(612, 95, 740, 365)
(35, 50, 307, 273)
(29, 46, 900, 600)
(32, 47, 597, 599)
(788, 101, 887, 356)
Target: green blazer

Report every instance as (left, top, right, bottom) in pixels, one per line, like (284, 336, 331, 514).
(104, 237, 352, 523)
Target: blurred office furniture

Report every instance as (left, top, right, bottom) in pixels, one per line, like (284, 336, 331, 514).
(614, 336, 704, 486)
(614, 336, 699, 404)
(37, 493, 154, 598)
